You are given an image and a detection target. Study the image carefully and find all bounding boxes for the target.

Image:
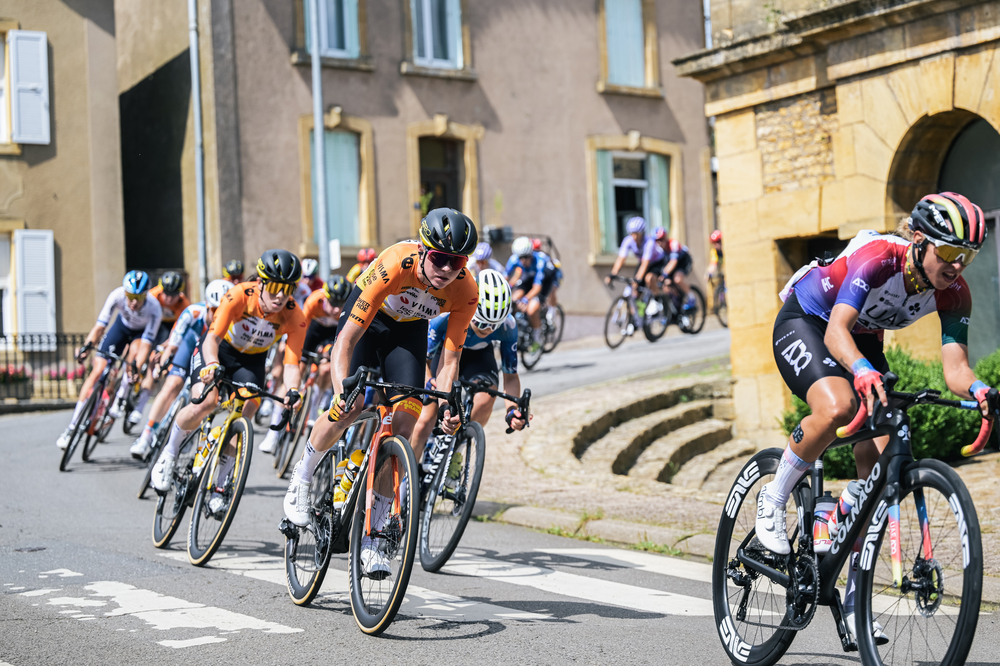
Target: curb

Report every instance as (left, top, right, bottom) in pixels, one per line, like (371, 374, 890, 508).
(0, 400, 74, 416)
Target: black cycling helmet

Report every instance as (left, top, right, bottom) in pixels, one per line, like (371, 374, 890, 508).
(323, 274, 350, 302)
(419, 208, 479, 256)
(159, 271, 185, 296)
(223, 259, 244, 279)
(256, 249, 302, 284)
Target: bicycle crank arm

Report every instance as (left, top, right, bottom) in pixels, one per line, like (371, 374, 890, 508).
(828, 589, 858, 653)
(736, 548, 791, 588)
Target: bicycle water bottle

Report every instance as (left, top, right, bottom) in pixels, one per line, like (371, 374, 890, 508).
(192, 426, 222, 474)
(636, 298, 647, 318)
(333, 449, 365, 510)
(829, 480, 862, 538)
(812, 492, 837, 553)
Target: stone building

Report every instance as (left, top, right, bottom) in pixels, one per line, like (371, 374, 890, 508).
(676, 0, 1000, 444)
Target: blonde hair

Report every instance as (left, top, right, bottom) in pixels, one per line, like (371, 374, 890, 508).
(893, 217, 914, 241)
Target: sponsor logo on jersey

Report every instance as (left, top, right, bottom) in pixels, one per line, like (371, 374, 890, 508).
(851, 277, 870, 292)
(822, 277, 834, 292)
(781, 339, 812, 377)
(356, 298, 370, 313)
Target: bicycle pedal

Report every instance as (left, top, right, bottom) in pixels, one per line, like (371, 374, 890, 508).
(278, 518, 300, 540)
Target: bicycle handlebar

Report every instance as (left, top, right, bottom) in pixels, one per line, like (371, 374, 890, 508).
(457, 376, 531, 434)
(340, 365, 464, 421)
(192, 371, 298, 430)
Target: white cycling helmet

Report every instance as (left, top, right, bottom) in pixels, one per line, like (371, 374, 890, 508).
(205, 279, 232, 308)
(472, 242, 493, 261)
(474, 269, 512, 326)
(626, 216, 646, 234)
(301, 258, 319, 277)
(511, 236, 533, 258)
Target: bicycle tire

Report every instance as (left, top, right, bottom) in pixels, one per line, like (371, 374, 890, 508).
(139, 393, 184, 499)
(59, 388, 99, 471)
(715, 283, 728, 328)
(187, 418, 254, 566)
(81, 392, 105, 461)
(643, 297, 669, 342)
(712, 448, 798, 666)
(349, 436, 419, 635)
(278, 385, 312, 479)
(97, 374, 121, 444)
(855, 458, 983, 666)
(542, 305, 565, 353)
(152, 429, 201, 548)
(122, 385, 139, 435)
(679, 285, 707, 334)
(420, 421, 486, 572)
(284, 452, 335, 606)
(604, 297, 630, 349)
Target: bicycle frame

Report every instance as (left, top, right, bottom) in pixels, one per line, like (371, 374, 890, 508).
(84, 350, 126, 434)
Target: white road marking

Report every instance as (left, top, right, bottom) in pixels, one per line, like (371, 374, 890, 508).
(538, 548, 713, 584)
(159, 636, 228, 648)
(38, 569, 83, 578)
(443, 553, 715, 616)
(19, 588, 62, 597)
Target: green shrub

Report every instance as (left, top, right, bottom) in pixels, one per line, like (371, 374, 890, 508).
(778, 345, 995, 479)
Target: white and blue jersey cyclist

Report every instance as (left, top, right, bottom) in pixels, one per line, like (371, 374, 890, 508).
(507, 250, 558, 303)
(163, 302, 211, 378)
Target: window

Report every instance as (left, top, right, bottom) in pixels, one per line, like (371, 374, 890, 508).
(412, 0, 462, 69)
(598, 0, 661, 96)
(6, 30, 50, 145)
(14, 229, 56, 336)
(310, 128, 361, 246)
(304, 0, 360, 59)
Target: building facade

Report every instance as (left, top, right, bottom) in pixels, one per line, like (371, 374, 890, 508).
(676, 0, 1000, 444)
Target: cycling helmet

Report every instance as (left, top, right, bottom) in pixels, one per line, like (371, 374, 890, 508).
(626, 216, 646, 234)
(223, 259, 244, 279)
(909, 192, 986, 250)
(159, 271, 184, 296)
(256, 249, 302, 284)
(323, 274, 350, 302)
(710, 229, 722, 243)
(473, 269, 512, 326)
(205, 279, 232, 308)
(364, 248, 377, 262)
(123, 270, 150, 295)
(472, 242, 493, 261)
(653, 226, 667, 241)
(511, 236, 533, 258)
(419, 208, 479, 256)
(301, 258, 319, 278)
(532, 238, 542, 251)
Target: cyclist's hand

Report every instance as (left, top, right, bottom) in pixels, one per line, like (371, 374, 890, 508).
(505, 408, 530, 431)
(327, 394, 347, 422)
(970, 381, 997, 419)
(199, 362, 220, 384)
(440, 407, 460, 435)
(424, 377, 436, 392)
(75, 344, 91, 364)
(604, 275, 613, 286)
(284, 388, 300, 408)
(852, 359, 887, 410)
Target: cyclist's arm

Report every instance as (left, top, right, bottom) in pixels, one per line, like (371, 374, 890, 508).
(201, 332, 222, 367)
(661, 258, 677, 279)
(83, 322, 106, 348)
(825, 303, 888, 408)
(330, 320, 364, 398)
(635, 258, 651, 282)
(434, 347, 462, 413)
(522, 281, 543, 301)
(941, 343, 980, 403)
(609, 254, 625, 278)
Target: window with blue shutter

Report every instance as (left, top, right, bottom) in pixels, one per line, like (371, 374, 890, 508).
(8, 30, 50, 145)
(412, 0, 462, 69)
(305, 0, 360, 59)
(14, 229, 56, 337)
(605, 0, 645, 88)
(648, 153, 671, 236)
(311, 129, 361, 247)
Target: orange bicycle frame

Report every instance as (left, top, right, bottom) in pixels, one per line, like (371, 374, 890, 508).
(363, 404, 401, 537)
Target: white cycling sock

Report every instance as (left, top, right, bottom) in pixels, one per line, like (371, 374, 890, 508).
(294, 441, 323, 485)
(116, 377, 133, 402)
(134, 389, 151, 414)
(843, 549, 860, 613)
(371, 492, 392, 531)
(269, 402, 285, 427)
(68, 399, 87, 428)
(765, 446, 811, 506)
(163, 423, 192, 458)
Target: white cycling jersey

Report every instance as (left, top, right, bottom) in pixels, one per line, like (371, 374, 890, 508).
(97, 287, 163, 342)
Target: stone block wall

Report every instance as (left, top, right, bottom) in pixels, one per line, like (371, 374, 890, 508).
(757, 89, 837, 195)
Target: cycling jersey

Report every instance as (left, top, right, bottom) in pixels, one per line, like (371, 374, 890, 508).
(507, 251, 556, 287)
(346, 262, 369, 284)
(96, 287, 163, 343)
(303, 289, 341, 327)
(666, 239, 691, 263)
(293, 281, 312, 309)
(149, 285, 191, 324)
(619, 235, 665, 264)
(789, 232, 971, 344)
(471, 257, 506, 277)
(167, 303, 210, 348)
(350, 242, 477, 352)
(210, 282, 308, 364)
(427, 313, 518, 374)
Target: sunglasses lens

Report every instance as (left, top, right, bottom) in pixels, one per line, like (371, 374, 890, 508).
(125, 292, 144, 301)
(429, 251, 466, 270)
(936, 243, 977, 266)
(263, 281, 293, 295)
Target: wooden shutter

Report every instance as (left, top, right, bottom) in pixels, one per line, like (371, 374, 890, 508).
(445, 0, 462, 69)
(311, 129, 360, 247)
(8, 30, 50, 145)
(605, 0, 645, 88)
(14, 229, 57, 337)
(647, 154, 671, 236)
(596, 150, 618, 254)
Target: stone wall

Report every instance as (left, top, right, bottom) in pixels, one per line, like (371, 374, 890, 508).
(756, 89, 837, 195)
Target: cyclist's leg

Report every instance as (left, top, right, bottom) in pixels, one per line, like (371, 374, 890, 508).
(411, 346, 443, 461)
(381, 318, 428, 443)
(459, 346, 499, 427)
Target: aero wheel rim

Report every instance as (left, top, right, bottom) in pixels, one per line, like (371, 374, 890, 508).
(424, 438, 478, 559)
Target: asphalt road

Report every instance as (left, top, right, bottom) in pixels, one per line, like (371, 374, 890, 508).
(4, 332, 1000, 665)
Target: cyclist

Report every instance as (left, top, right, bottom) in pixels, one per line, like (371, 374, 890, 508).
(128, 279, 232, 460)
(470, 241, 504, 277)
(706, 229, 724, 283)
(57, 271, 162, 449)
(223, 259, 244, 285)
(282, 208, 479, 575)
(411, 269, 529, 469)
(605, 217, 665, 296)
(150, 250, 307, 501)
(346, 248, 376, 283)
(757, 192, 995, 643)
(507, 236, 557, 350)
(655, 227, 697, 311)
(294, 258, 318, 308)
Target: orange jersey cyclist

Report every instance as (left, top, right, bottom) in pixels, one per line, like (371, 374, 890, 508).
(150, 250, 307, 499)
(297, 274, 352, 430)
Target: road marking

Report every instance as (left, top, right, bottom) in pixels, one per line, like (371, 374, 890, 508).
(159, 636, 228, 648)
(538, 548, 713, 584)
(38, 569, 83, 578)
(443, 553, 714, 616)
(158, 551, 551, 622)
(19, 588, 62, 597)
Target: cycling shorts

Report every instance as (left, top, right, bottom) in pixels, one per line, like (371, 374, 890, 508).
(167, 330, 201, 379)
(645, 257, 667, 278)
(190, 339, 268, 390)
(773, 293, 888, 403)
(154, 321, 173, 348)
(339, 287, 427, 400)
(424, 345, 499, 405)
(664, 254, 692, 279)
(514, 274, 556, 305)
(303, 320, 338, 356)
(99, 317, 144, 357)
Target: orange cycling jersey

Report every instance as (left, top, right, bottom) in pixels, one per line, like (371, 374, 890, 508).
(351, 242, 477, 352)
(210, 281, 307, 364)
(345, 262, 368, 284)
(150, 285, 191, 324)
(303, 288, 340, 327)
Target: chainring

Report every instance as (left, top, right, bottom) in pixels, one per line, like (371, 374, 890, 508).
(782, 552, 820, 631)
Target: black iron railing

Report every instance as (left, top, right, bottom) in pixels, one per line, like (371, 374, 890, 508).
(0, 334, 89, 401)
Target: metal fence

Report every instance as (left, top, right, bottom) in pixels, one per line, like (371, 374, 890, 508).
(0, 334, 89, 401)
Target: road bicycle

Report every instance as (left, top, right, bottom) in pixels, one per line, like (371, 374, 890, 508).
(657, 278, 707, 335)
(541, 303, 565, 353)
(137, 376, 191, 499)
(273, 349, 323, 479)
(603, 275, 670, 347)
(59, 347, 125, 471)
(713, 372, 991, 666)
(279, 365, 421, 635)
(513, 305, 560, 370)
(419, 374, 531, 572)
(712, 274, 728, 328)
(253, 342, 282, 427)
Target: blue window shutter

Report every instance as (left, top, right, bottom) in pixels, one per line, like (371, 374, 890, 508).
(648, 154, 671, 236)
(9, 30, 50, 145)
(596, 150, 617, 254)
(605, 0, 645, 88)
(412, 0, 426, 61)
(446, 0, 462, 69)
(312, 129, 360, 248)
(343, 0, 360, 58)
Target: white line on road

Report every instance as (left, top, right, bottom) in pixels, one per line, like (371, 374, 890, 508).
(537, 548, 714, 583)
(159, 636, 228, 648)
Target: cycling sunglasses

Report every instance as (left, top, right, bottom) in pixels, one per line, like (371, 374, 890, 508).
(472, 318, 500, 333)
(928, 238, 978, 266)
(261, 280, 295, 296)
(124, 291, 146, 302)
(427, 250, 468, 271)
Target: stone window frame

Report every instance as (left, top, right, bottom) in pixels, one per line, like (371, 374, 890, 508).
(405, 114, 483, 235)
(0, 19, 21, 155)
(297, 107, 378, 258)
(596, 0, 663, 99)
(400, 0, 477, 81)
(584, 131, 685, 266)
(291, 0, 375, 72)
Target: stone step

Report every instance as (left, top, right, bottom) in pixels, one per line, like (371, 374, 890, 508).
(628, 419, 733, 483)
(580, 400, 714, 475)
(670, 438, 757, 490)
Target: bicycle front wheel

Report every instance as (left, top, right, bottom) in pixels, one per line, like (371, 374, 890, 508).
(715, 283, 728, 328)
(643, 297, 669, 342)
(278, 385, 311, 478)
(542, 305, 565, 352)
(152, 429, 200, 548)
(420, 422, 486, 572)
(855, 458, 983, 666)
(187, 418, 254, 566)
(679, 285, 707, 334)
(604, 297, 630, 349)
(59, 389, 98, 471)
(285, 452, 334, 606)
(83, 390, 110, 461)
(349, 436, 419, 635)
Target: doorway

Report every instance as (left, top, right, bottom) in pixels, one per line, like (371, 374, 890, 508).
(419, 137, 463, 216)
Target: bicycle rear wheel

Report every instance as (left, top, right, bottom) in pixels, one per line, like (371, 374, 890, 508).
(285, 452, 335, 606)
(59, 389, 98, 471)
(715, 283, 728, 328)
(278, 386, 311, 478)
(122, 385, 140, 435)
(187, 418, 253, 566)
(855, 458, 983, 666)
(712, 448, 799, 666)
(152, 429, 200, 548)
(138, 395, 183, 499)
(349, 436, 419, 635)
(420, 422, 486, 572)
(643, 297, 669, 342)
(604, 297, 630, 349)
(679, 285, 707, 334)
(542, 305, 565, 353)
(83, 389, 111, 461)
